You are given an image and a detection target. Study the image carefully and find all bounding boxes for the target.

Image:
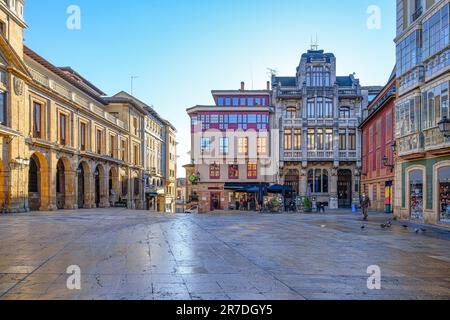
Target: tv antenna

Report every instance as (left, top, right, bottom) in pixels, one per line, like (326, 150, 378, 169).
(310, 35, 319, 51)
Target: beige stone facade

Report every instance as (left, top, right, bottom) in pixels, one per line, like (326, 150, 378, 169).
(0, 0, 176, 213)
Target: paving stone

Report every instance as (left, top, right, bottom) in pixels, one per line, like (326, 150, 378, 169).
(0, 208, 449, 300)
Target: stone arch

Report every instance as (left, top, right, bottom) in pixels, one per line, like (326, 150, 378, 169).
(108, 166, 119, 206)
(55, 156, 74, 210)
(77, 161, 92, 209)
(28, 152, 50, 211)
(94, 163, 108, 208)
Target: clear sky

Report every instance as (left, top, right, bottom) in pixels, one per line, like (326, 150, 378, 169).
(24, 0, 396, 177)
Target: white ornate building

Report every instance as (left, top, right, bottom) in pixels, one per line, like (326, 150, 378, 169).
(272, 48, 371, 208)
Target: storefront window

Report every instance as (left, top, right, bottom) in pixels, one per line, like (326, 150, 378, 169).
(438, 166, 450, 223)
(409, 169, 424, 221)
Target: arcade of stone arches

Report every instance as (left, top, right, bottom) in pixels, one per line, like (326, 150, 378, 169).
(25, 151, 142, 212)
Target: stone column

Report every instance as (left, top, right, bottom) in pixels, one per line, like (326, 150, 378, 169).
(99, 169, 110, 208)
(64, 169, 77, 209)
(44, 152, 57, 211)
(329, 167, 338, 209)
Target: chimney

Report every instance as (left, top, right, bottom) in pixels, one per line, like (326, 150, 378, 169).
(267, 81, 270, 90)
(240, 81, 245, 91)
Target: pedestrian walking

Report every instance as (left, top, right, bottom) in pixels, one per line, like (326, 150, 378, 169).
(360, 193, 371, 221)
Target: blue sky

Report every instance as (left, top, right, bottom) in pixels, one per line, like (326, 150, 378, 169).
(25, 0, 396, 176)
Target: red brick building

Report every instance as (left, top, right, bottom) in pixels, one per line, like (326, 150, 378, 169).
(360, 71, 396, 213)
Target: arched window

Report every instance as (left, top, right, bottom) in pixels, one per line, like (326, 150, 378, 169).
(409, 169, 424, 221)
(438, 166, 450, 223)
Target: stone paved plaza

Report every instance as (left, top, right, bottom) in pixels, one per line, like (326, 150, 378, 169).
(0, 208, 449, 300)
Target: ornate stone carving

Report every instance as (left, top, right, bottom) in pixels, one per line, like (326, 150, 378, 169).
(13, 76, 24, 96)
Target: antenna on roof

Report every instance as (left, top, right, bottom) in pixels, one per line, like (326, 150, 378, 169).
(310, 34, 319, 51)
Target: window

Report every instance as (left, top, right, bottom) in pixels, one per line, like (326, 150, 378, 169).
(228, 165, 239, 179)
(59, 114, 67, 145)
(238, 137, 248, 154)
(80, 122, 86, 151)
(316, 129, 324, 150)
(257, 137, 267, 155)
(307, 129, 315, 150)
(232, 98, 239, 106)
(307, 169, 329, 193)
(286, 106, 297, 118)
(422, 82, 449, 130)
(307, 99, 315, 118)
(0, 21, 5, 36)
(396, 30, 421, 76)
(247, 162, 257, 179)
(219, 137, 228, 155)
(339, 107, 350, 118)
(133, 117, 138, 136)
(0, 91, 5, 125)
(121, 140, 127, 161)
(200, 137, 211, 152)
(325, 129, 333, 150)
(210, 164, 220, 179)
(110, 135, 116, 158)
(284, 129, 292, 150)
(339, 129, 347, 150)
(349, 129, 356, 150)
(422, 4, 449, 61)
(218, 97, 224, 106)
(33, 102, 42, 138)
(96, 129, 102, 154)
(294, 130, 301, 150)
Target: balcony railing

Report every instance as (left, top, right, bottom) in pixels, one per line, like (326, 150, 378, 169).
(398, 132, 424, 156)
(283, 118, 303, 126)
(307, 118, 334, 127)
(339, 151, 357, 159)
(307, 150, 334, 159)
(277, 88, 302, 98)
(283, 151, 303, 161)
(338, 118, 358, 127)
(423, 127, 446, 151)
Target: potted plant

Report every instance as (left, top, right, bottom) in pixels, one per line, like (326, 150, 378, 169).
(303, 197, 312, 213)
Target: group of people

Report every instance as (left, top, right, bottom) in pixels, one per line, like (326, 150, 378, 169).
(235, 197, 257, 211)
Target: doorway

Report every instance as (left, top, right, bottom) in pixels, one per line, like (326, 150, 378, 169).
(210, 193, 220, 211)
(338, 169, 352, 208)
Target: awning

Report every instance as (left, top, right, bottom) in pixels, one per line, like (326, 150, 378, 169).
(267, 184, 294, 194)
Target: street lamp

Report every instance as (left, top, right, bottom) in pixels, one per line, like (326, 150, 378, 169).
(438, 116, 450, 138)
(383, 155, 395, 172)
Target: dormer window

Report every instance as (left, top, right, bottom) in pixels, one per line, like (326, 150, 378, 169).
(306, 65, 331, 87)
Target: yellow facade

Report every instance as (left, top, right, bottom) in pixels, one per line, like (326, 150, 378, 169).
(0, 1, 148, 212)
(165, 125, 177, 213)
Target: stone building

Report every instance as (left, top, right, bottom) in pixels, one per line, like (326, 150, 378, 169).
(360, 70, 397, 212)
(0, 0, 177, 213)
(105, 91, 169, 212)
(186, 82, 277, 213)
(394, 0, 450, 225)
(164, 123, 177, 213)
(272, 48, 373, 208)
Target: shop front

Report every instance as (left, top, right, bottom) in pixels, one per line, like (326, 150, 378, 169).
(397, 157, 450, 226)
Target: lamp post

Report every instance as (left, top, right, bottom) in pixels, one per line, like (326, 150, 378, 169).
(438, 116, 450, 138)
(382, 142, 397, 173)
